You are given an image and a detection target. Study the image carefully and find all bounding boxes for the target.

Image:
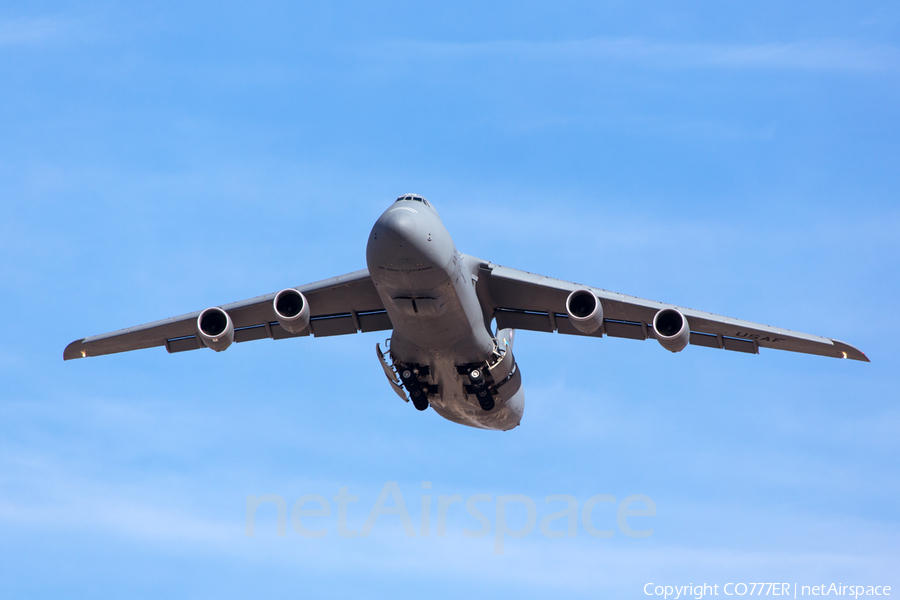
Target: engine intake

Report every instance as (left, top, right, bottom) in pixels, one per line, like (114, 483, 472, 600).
(197, 307, 234, 352)
(566, 289, 604, 335)
(653, 308, 690, 353)
(274, 288, 310, 334)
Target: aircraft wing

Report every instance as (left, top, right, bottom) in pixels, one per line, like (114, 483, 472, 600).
(64, 269, 391, 360)
(480, 263, 868, 362)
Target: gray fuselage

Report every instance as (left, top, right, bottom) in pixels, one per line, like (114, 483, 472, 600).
(366, 198, 524, 430)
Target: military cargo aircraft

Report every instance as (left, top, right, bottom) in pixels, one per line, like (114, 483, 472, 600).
(65, 194, 868, 431)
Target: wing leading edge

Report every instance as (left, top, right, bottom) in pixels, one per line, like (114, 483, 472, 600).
(64, 269, 391, 360)
(479, 263, 868, 362)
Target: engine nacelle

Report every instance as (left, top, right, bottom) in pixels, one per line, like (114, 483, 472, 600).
(653, 308, 690, 353)
(273, 288, 310, 334)
(565, 289, 604, 335)
(197, 307, 234, 352)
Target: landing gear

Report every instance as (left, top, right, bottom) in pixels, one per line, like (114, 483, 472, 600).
(475, 387, 494, 411)
(410, 388, 429, 411)
(460, 366, 495, 411)
(398, 363, 432, 411)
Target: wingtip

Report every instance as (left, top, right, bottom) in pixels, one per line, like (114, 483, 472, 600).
(64, 339, 86, 361)
(832, 339, 869, 363)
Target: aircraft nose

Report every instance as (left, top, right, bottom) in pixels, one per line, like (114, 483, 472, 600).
(382, 209, 418, 242)
(367, 205, 435, 272)
(366, 202, 450, 288)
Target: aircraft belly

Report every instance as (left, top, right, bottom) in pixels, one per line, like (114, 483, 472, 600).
(426, 357, 524, 431)
(376, 255, 495, 364)
(384, 288, 524, 430)
(366, 200, 524, 430)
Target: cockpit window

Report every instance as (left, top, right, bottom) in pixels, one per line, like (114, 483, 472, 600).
(395, 193, 429, 206)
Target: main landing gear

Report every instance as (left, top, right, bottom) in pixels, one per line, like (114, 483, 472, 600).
(398, 366, 435, 411)
(467, 367, 495, 412)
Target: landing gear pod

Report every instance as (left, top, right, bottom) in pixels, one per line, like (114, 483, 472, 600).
(197, 307, 234, 352)
(566, 289, 604, 334)
(653, 308, 690, 353)
(273, 288, 310, 334)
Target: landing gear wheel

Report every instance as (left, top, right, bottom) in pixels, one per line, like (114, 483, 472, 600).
(475, 388, 494, 411)
(401, 369, 414, 381)
(468, 368, 484, 385)
(411, 391, 429, 411)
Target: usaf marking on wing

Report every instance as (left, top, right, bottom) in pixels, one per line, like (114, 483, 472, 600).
(735, 332, 787, 343)
(65, 195, 868, 431)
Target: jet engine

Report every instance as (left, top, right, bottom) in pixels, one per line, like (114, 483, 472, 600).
(197, 307, 234, 352)
(273, 288, 310, 334)
(653, 308, 690, 353)
(566, 289, 604, 334)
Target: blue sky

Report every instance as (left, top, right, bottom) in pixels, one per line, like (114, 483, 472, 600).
(1, 2, 898, 598)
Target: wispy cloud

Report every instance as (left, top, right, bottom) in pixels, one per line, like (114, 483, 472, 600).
(374, 37, 900, 73)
